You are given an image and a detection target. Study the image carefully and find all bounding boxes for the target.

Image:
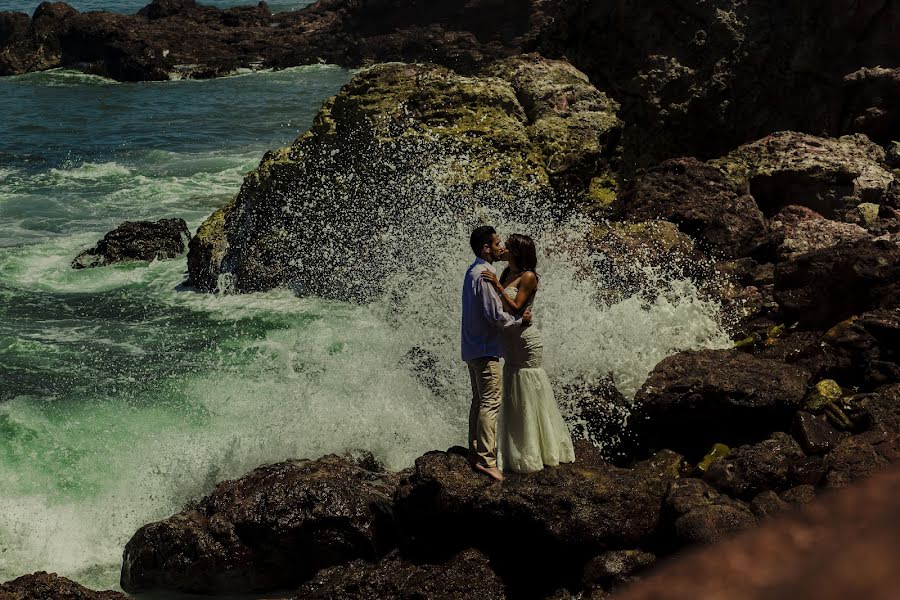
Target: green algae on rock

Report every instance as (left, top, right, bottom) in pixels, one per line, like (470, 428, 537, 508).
(713, 132, 897, 219)
(485, 53, 624, 212)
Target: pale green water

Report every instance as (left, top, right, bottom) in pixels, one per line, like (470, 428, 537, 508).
(0, 66, 731, 593)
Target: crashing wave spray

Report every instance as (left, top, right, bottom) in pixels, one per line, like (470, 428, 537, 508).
(0, 63, 729, 590)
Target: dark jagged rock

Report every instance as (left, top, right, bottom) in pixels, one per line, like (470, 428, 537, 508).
(824, 310, 900, 389)
(773, 240, 900, 330)
(749, 490, 790, 520)
(614, 463, 900, 600)
(842, 67, 900, 144)
(120, 455, 399, 594)
(138, 0, 198, 20)
(613, 157, 770, 260)
(823, 428, 900, 489)
(392, 444, 678, 596)
(662, 478, 757, 547)
(0, 572, 127, 599)
(793, 411, 844, 455)
(715, 132, 896, 219)
(857, 384, 900, 434)
(702, 432, 808, 500)
(582, 550, 656, 593)
(72, 218, 189, 269)
(538, 2, 900, 168)
(557, 374, 634, 462)
(770, 205, 870, 259)
(0, 2, 77, 75)
(630, 349, 812, 457)
(293, 548, 506, 600)
(780, 484, 816, 507)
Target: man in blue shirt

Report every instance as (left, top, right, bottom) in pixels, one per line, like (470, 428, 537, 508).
(461, 225, 531, 482)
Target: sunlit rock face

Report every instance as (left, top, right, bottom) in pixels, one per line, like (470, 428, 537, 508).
(188, 56, 622, 300)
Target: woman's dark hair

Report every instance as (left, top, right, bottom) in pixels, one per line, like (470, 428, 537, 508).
(500, 233, 538, 283)
(469, 225, 496, 257)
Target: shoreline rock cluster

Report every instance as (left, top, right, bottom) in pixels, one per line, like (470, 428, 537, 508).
(3, 0, 899, 168)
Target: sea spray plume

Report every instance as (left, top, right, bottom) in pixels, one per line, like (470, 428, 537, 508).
(187, 61, 730, 455)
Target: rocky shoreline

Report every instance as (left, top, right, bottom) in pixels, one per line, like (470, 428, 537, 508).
(3, 0, 899, 167)
(6, 0, 900, 598)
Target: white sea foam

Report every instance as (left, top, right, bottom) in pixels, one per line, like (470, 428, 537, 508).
(47, 161, 133, 181)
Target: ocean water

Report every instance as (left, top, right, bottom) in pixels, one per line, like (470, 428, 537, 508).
(0, 65, 731, 593)
(0, 1, 315, 15)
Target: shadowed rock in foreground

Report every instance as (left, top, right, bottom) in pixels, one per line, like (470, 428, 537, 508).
(120, 454, 399, 594)
(612, 462, 900, 600)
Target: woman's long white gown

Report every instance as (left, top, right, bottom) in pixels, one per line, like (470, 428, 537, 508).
(498, 286, 576, 473)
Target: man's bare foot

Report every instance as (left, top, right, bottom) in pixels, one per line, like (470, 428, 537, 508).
(473, 463, 504, 482)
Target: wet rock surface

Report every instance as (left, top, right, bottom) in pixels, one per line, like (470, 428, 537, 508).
(582, 550, 655, 593)
(773, 239, 900, 330)
(613, 157, 769, 259)
(393, 444, 677, 596)
(120, 454, 398, 594)
(0, 573, 127, 599)
(293, 548, 505, 600)
(702, 432, 809, 499)
(630, 349, 812, 455)
(662, 478, 757, 547)
(72, 218, 189, 269)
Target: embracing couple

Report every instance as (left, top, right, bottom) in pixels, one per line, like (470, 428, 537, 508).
(462, 225, 575, 482)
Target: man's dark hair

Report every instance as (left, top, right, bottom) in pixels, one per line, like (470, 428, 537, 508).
(469, 225, 496, 257)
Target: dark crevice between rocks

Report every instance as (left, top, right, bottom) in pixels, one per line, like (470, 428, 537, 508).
(749, 171, 857, 218)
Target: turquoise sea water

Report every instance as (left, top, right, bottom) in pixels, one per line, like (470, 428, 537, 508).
(0, 65, 731, 593)
(0, 1, 315, 15)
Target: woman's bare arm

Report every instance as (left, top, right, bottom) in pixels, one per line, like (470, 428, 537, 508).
(481, 270, 537, 314)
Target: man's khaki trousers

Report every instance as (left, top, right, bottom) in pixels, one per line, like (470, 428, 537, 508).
(467, 356, 502, 468)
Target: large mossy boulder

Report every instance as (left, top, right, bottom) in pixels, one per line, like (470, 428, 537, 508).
(0, 572, 127, 600)
(187, 57, 621, 298)
(120, 455, 399, 594)
(484, 53, 623, 213)
(631, 349, 812, 456)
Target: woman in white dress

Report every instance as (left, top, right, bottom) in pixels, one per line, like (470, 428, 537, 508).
(481, 234, 576, 473)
